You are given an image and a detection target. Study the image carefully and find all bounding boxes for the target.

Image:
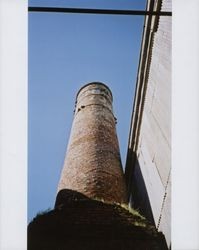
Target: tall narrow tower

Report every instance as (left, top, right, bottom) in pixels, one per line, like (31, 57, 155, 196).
(28, 82, 168, 250)
(57, 82, 127, 205)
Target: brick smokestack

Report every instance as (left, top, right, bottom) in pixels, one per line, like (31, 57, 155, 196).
(56, 82, 127, 206)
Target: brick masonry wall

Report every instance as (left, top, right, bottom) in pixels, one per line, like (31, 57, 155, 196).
(29, 189, 168, 250)
(57, 83, 127, 204)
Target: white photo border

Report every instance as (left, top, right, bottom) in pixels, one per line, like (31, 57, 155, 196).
(0, 0, 199, 249)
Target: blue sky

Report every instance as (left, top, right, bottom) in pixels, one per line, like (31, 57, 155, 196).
(28, 0, 146, 222)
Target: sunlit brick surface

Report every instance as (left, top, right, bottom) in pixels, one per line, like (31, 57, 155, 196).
(58, 82, 127, 204)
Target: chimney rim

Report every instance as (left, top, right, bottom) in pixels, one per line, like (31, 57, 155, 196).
(76, 82, 113, 101)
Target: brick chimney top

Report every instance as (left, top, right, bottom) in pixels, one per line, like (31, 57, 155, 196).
(76, 81, 113, 101)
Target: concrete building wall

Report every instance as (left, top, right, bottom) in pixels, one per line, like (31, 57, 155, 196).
(58, 82, 127, 205)
(125, 0, 171, 247)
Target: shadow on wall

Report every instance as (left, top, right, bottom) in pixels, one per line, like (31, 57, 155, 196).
(129, 157, 155, 225)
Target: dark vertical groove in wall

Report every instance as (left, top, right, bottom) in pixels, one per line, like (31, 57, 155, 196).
(125, 0, 156, 198)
